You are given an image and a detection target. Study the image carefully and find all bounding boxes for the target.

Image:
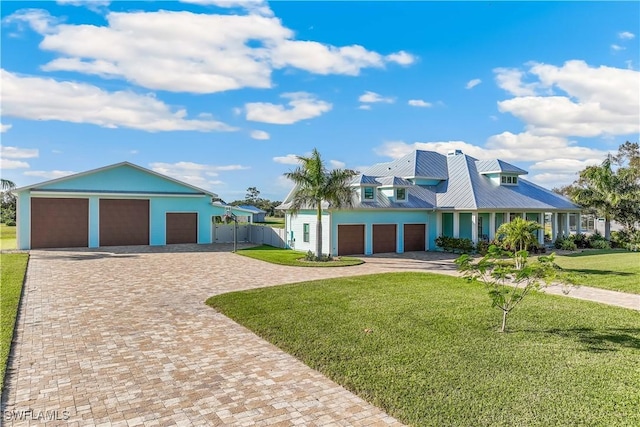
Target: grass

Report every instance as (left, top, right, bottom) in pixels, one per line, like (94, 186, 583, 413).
(236, 245, 363, 267)
(208, 272, 640, 427)
(0, 224, 17, 250)
(1, 253, 29, 393)
(255, 216, 285, 228)
(552, 249, 640, 294)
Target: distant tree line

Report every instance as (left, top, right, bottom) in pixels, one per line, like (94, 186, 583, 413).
(228, 187, 284, 218)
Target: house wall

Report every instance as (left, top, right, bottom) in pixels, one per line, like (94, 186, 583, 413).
(330, 210, 433, 256)
(17, 192, 225, 249)
(286, 210, 331, 254)
(442, 213, 453, 237)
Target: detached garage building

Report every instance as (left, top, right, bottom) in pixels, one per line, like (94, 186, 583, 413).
(15, 162, 242, 250)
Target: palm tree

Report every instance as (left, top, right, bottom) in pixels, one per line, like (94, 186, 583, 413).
(1, 178, 15, 191)
(569, 157, 620, 240)
(496, 217, 542, 268)
(284, 148, 357, 258)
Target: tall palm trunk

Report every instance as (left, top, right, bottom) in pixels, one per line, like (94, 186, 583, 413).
(604, 215, 611, 240)
(316, 204, 323, 258)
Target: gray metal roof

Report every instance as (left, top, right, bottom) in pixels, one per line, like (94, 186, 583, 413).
(476, 159, 528, 175)
(279, 150, 580, 212)
(238, 205, 266, 213)
(350, 174, 382, 186)
(376, 176, 413, 187)
(437, 153, 579, 210)
(363, 150, 448, 179)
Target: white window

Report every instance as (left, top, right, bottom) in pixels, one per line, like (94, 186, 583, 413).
(364, 187, 375, 200)
(396, 188, 406, 201)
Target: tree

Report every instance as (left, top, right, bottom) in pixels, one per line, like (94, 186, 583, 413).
(245, 187, 261, 205)
(1, 179, 16, 225)
(496, 217, 542, 267)
(456, 246, 574, 333)
(284, 148, 357, 258)
(1, 179, 15, 191)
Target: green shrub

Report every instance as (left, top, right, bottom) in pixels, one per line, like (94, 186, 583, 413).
(304, 250, 333, 262)
(554, 235, 566, 249)
(560, 239, 578, 251)
(570, 233, 589, 249)
(590, 239, 611, 250)
(435, 236, 475, 254)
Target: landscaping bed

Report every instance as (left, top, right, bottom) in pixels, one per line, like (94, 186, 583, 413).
(236, 245, 363, 267)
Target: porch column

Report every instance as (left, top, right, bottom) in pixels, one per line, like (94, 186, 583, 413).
(453, 212, 460, 238)
(489, 212, 496, 240)
(522, 212, 526, 219)
(552, 212, 558, 240)
(437, 211, 443, 237)
(505, 211, 511, 223)
(538, 212, 545, 245)
(563, 212, 570, 237)
(471, 212, 478, 244)
(576, 213, 582, 234)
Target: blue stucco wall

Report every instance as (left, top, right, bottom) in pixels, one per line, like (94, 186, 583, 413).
(37, 164, 203, 194)
(330, 210, 434, 256)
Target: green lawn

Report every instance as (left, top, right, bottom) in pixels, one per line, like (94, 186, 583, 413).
(255, 216, 285, 228)
(236, 245, 363, 267)
(553, 250, 640, 294)
(1, 253, 29, 393)
(208, 272, 640, 427)
(0, 224, 17, 250)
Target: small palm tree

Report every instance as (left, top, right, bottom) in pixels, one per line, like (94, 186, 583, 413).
(496, 217, 542, 268)
(284, 148, 357, 258)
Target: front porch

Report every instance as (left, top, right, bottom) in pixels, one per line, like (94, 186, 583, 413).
(438, 211, 582, 246)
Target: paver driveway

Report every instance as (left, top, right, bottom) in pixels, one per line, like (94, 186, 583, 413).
(2, 245, 457, 426)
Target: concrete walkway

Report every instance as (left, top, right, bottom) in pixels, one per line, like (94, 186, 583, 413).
(2, 246, 637, 426)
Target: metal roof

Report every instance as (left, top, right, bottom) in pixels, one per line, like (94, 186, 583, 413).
(350, 174, 382, 186)
(362, 150, 448, 179)
(238, 205, 267, 213)
(476, 159, 528, 175)
(376, 176, 413, 187)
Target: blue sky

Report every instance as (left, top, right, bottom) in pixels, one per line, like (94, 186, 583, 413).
(1, 0, 639, 202)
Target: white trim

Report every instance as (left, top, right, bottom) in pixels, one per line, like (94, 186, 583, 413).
(30, 191, 206, 198)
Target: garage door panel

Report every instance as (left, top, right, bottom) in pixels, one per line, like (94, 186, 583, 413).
(404, 224, 426, 252)
(338, 224, 364, 256)
(373, 224, 397, 254)
(166, 213, 197, 244)
(31, 198, 89, 249)
(99, 199, 149, 246)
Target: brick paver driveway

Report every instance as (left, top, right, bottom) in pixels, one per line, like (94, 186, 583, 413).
(2, 245, 458, 426)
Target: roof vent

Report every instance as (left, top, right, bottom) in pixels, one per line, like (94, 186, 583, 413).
(447, 149, 463, 157)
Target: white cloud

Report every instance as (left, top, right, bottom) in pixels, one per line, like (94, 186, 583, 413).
(56, 0, 110, 12)
(273, 154, 301, 165)
(359, 91, 395, 104)
(149, 161, 249, 189)
(7, 8, 414, 94)
(407, 99, 432, 108)
(385, 50, 416, 65)
(496, 61, 639, 137)
(250, 130, 270, 140)
(619, 31, 635, 40)
(465, 78, 482, 89)
(1, 146, 39, 159)
(245, 92, 332, 124)
(24, 170, 75, 179)
(1, 159, 30, 169)
(494, 68, 539, 96)
(358, 104, 372, 110)
(1, 123, 12, 133)
(1, 70, 235, 132)
(611, 44, 625, 51)
(329, 160, 346, 169)
(528, 158, 602, 172)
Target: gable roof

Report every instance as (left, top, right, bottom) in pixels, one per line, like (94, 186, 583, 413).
(476, 159, 528, 175)
(15, 161, 218, 197)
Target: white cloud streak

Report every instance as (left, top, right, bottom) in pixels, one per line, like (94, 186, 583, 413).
(1, 70, 235, 132)
(1, 124, 12, 133)
(250, 130, 270, 140)
(618, 31, 635, 40)
(407, 99, 432, 108)
(359, 91, 395, 104)
(465, 78, 482, 89)
(272, 154, 301, 165)
(24, 170, 76, 179)
(245, 92, 332, 124)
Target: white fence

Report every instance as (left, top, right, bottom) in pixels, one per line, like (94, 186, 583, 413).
(212, 224, 287, 248)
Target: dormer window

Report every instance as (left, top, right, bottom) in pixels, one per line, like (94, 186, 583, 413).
(396, 188, 406, 201)
(363, 187, 375, 200)
(501, 175, 518, 185)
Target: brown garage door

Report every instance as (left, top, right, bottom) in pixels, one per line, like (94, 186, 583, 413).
(373, 224, 397, 254)
(31, 198, 89, 249)
(338, 224, 364, 255)
(99, 199, 149, 246)
(404, 224, 426, 252)
(166, 213, 197, 244)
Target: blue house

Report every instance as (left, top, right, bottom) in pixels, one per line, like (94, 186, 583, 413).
(280, 150, 582, 256)
(14, 162, 248, 249)
(238, 205, 267, 222)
